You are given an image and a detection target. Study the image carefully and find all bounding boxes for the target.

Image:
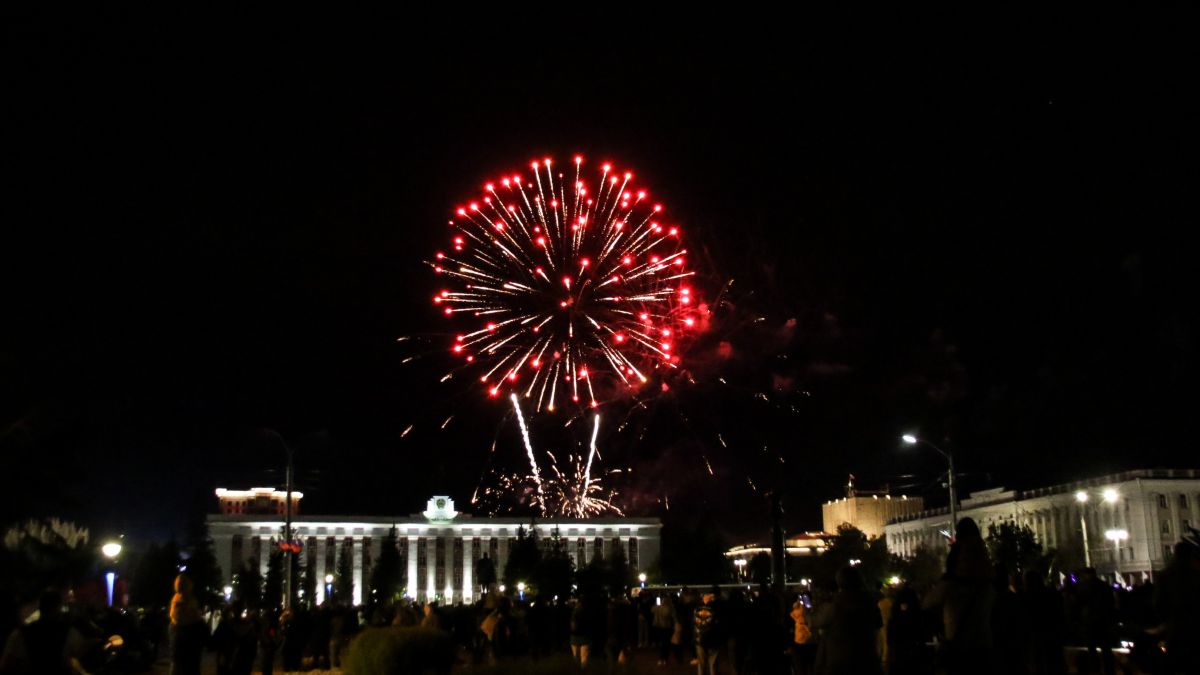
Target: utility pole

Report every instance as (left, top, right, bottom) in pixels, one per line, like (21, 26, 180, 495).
(769, 493, 785, 594)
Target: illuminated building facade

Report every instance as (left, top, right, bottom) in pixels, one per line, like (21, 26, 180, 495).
(208, 493, 661, 606)
(822, 490, 925, 539)
(884, 469, 1200, 584)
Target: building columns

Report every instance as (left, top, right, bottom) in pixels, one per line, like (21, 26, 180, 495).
(443, 534, 454, 600)
(425, 537, 437, 600)
(351, 539, 363, 606)
(315, 542, 327, 605)
(406, 536, 418, 598)
(462, 537, 474, 602)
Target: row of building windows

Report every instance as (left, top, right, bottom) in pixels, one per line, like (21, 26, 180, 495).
(229, 534, 641, 577)
(1154, 493, 1194, 510)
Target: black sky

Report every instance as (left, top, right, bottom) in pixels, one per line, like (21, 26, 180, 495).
(3, 12, 1198, 543)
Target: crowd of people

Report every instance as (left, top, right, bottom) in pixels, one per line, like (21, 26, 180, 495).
(1, 516, 1197, 674)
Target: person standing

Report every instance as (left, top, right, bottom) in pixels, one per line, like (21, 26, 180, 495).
(1019, 571, 1065, 675)
(0, 590, 86, 675)
(922, 517, 995, 675)
(169, 574, 206, 675)
(693, 592, 722, 675)
(789, 598, 815, 675)
(812, 566, 882, 675)
(1154, 532, 1200, 675)
(568, 596, 595, 668)
(1076, 568, 1116, 675)
(651, 594, 676, 666)
(886, 586, 927, 675)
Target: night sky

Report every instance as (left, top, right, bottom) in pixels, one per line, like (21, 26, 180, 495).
(3, 13, 1197, 544)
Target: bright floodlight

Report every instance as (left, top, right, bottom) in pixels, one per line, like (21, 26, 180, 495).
(1102, 488, 1118, 503)
(1075, 491, 1089, 503)
(638, 573, 647, 582)
(901, 434, 918, 445)
(101, 542, 122, 559)
(1105, 528, 1129, 542)
(889, 575, 901, 585)
(325, 574, 334, 584)
(516, 582, 526, 592)
(733, 559, 747, 567)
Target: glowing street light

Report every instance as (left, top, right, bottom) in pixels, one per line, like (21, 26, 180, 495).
(102, 541, 122, 607)
(516, 581, 526, 601)
(224, 585, 233, 602)
(325, 574, 334, 604)
(901, 433, 958, 537)
(638, 572, 647, 589)
(1104, 529, 1129, 542)
(1075, 488, 1120, 568)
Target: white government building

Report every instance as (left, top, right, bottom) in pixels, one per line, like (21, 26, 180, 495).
(208, 490, 662, 606)
(884, 469, 1200, 584)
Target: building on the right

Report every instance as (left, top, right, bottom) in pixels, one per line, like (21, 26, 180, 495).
(884, 469, 1200, 584)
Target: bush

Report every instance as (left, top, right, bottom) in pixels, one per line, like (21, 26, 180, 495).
(342, 626, 454, 675)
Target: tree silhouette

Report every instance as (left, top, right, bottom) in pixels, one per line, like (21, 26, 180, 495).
(532, 529, 574, 599)
(815, 524, 898, 590)
(369, 528, 403, 604)
(748, 552, 772, 586)
(233, 559, 263, 609)
(333, 543, 354, 605)
(264, 549, 284, 609)
(986, 522, 1046, 576)
(130, 541, 181, 608)
(182, 502, 223, 609)
(503, 526, 540, 590)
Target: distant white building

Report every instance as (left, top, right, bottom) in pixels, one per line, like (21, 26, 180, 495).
(884, 469, 1200, 584)
(208, 493, 661, 606)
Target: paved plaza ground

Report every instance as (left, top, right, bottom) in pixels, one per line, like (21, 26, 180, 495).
(150, 644, 1148, 675)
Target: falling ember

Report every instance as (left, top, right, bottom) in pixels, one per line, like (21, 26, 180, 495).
(429, 154, 697, 412)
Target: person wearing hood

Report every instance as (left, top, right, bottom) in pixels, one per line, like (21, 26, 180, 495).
(790, 597, 816, 675)
(812, 566, 882, 675)
(169, 574, 207, 675)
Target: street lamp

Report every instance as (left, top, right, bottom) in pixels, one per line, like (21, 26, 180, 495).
(638, 572, 647, 589)
(325, 574, 334, 604)
(516, 582, 526, 601)
(902, 434, 958, 538)
(733, 558, 747, 580)
(1076, 489, 1120, 569)
(102, 541, 122, 607)
(264, 430, 296, 609)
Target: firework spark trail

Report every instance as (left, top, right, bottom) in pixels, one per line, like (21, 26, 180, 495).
(583, 412, 601, 492)
(432, 155, 699, 412)
(510, 393, 544, 506)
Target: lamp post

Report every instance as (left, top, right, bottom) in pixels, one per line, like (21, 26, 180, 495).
(265, 430, 296, 609)
(902, 434, 958, 538)
(325, 574, 334, 605)
(638, 572, 647, 589)
(1075, 488, 1119, 570)
(1105, 528, 1129, 579)
(102, 542, 122, 607)
(733, 558, 747, 581)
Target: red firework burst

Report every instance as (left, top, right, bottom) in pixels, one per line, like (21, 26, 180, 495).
(432, 155, 698, 411)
